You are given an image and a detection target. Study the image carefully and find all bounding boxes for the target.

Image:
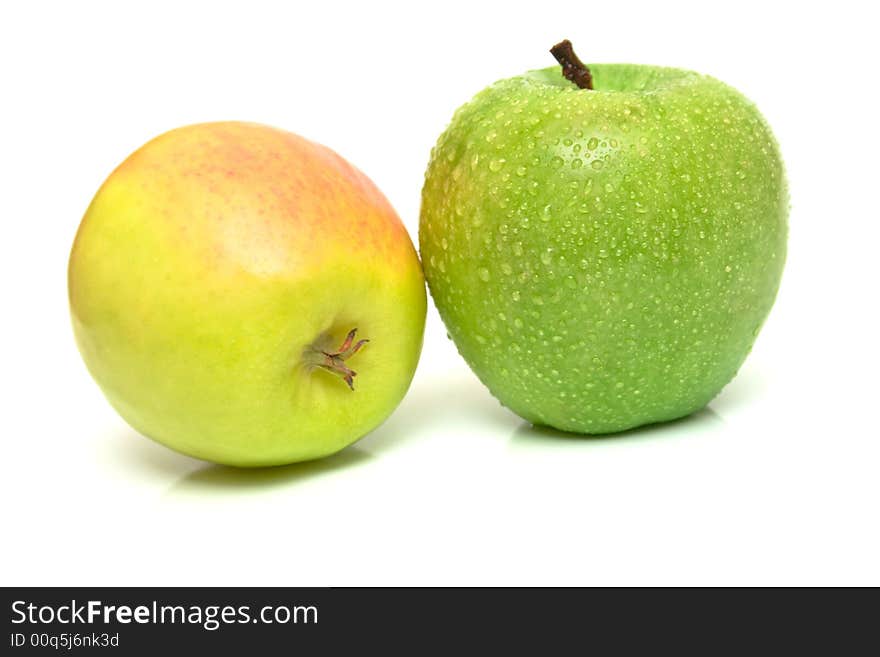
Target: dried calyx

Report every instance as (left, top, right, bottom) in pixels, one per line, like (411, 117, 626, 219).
(310, 328, 369, 390)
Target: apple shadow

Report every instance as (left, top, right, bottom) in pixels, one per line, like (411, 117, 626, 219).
(104, 428, 207, 482)
(509, 405, 724, 448)
(167, 445, 372, 495)
(709, 365, 768, 417)
(103, 424, 373, 495)
(356, 367, 520, 454)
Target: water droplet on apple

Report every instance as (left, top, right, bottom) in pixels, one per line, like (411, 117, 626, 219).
(489, 158, 506, 172)
(590, 160, 604, 170)
(478, 267, 490, 282)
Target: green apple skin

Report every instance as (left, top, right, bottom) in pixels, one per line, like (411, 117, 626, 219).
(70, 122, 426, 466)
(420, 64, 787, 433)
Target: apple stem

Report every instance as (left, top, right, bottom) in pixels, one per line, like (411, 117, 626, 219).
(550, 40, 593, 90)
(309, 328, 369, 390)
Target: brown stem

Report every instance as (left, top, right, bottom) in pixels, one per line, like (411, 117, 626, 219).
(550, 40, 593, 90)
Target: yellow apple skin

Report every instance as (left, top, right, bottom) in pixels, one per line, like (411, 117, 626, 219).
(69, 122, 426, 466)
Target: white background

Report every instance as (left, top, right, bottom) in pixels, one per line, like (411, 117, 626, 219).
(2, 0, 878, 586)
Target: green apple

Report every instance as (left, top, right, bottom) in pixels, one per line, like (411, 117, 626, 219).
(70, 122, 426, 466)
(420, 41, 787, 434)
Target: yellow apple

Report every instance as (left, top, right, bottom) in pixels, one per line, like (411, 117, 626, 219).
(69, 122, 426, 466)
